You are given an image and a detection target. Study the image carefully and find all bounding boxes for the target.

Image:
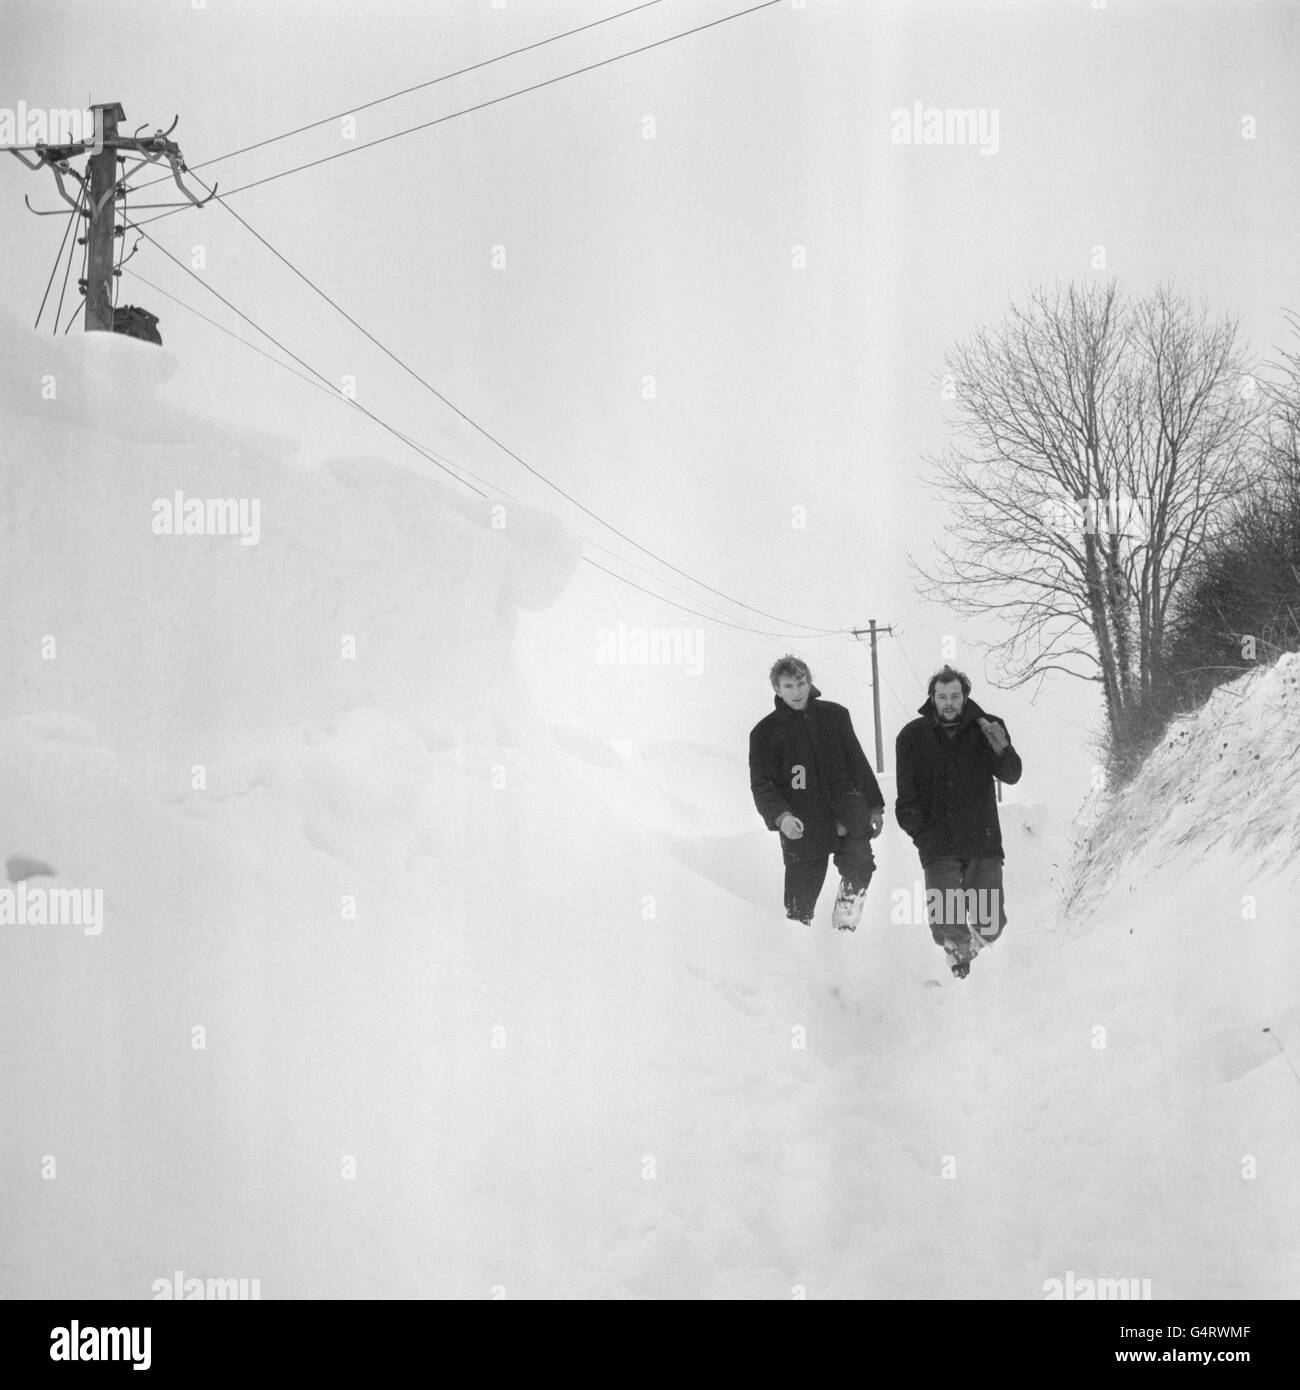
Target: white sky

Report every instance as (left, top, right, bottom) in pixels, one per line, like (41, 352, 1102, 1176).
(3, 0, 1298, 818)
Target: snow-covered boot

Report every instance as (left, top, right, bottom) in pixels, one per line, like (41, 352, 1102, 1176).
(945, 945, 978, 978)
(832, 881, 867, 932)
(944, 942, 972, 979)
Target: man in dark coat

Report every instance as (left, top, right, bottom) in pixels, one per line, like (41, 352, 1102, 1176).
(749, 655, 885, 929)
(894, 664, 1022, 978)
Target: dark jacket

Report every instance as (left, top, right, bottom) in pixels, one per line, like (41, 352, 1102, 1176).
(894, 696, 1022, 866)
(749, 686, 886, 863)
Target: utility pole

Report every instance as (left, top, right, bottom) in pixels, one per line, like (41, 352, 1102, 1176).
(5, 102, 213, 343)
(83, 102, 123, 333)
(850, 621, 894, 774)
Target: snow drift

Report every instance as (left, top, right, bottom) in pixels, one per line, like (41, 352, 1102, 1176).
(1, 310, 1296, 1300)
(0, 308, 576, 772)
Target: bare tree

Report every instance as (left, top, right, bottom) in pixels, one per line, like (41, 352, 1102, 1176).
(912, 281, 1259, 765)
(1162, 311, 1300, 709)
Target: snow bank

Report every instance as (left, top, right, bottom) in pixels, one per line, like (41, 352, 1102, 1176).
(1067, 653, 1300, 914)
(0, 306, 578, 774)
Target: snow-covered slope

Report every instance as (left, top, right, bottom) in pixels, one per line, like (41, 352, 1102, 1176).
(1067, 655, 1300, 912)
(0, 309, 576, 777)
(1, 313, 1296, 1299)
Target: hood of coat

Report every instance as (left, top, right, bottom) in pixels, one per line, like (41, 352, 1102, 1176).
(918, 693, 988, 731)
(773, 683, 822, 714)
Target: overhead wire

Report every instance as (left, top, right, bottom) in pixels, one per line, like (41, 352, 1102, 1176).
(122, 249, 850, 643)
(890, 627, 927, 688)
(129, 265, 792, 629)
(52, 190, 85, 334)
(28, 4, 905, 695)
(577, 556, 846, 637)
(125, 266, 358, 400)
(111, 0, 868, 642)
(129, 0, 670, 197)
(876, 664, 912, 720)
(191, 184, 849, 636)
(115, 10, 843, 638)
(35, 187, 83, 330)
(125, 0, 786, 228)
(130, 224, 491, 499)
(60, 224, 89, 334)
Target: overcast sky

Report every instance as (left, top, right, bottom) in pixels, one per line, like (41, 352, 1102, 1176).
(3, 0, 1298, 818)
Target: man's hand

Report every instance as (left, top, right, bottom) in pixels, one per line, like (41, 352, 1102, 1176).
(778, 813, 804, 840)
(869, 808, 884, 839)
(977, 716, 1009, 756)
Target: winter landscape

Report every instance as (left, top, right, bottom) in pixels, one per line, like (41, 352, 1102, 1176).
(1, 0, 1298, 1314)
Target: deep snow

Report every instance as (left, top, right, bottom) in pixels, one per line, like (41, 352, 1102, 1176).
(1, 313, 1296, 1299)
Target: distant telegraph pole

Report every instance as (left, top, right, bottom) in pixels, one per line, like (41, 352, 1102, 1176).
(851, 620, 894, 774)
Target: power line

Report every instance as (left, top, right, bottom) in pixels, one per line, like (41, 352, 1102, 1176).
(53, 191, 86, 334)
(126, 266, 357, 398)
(890, 627, 927, 688)
(578, 534, 757, 626)
(127, 264, 546, 511)
(111, 5, 857, 643)
(131, 224, 492, 499)
(126, 0, 785, 228)
(877, 664, 912, 720)
(124, 251, 845, 644)
(130, 0, 669, 197)
(124, 270, 791, 637)
(126, 262, 731, 605)
(116, 9, 839, 635)
(195, 185, 849, 636)
(59, 228, 89, 334)
(118, 262, 913, 743)
(35, 188, 82, 330)
(579, 555, 843, 638)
